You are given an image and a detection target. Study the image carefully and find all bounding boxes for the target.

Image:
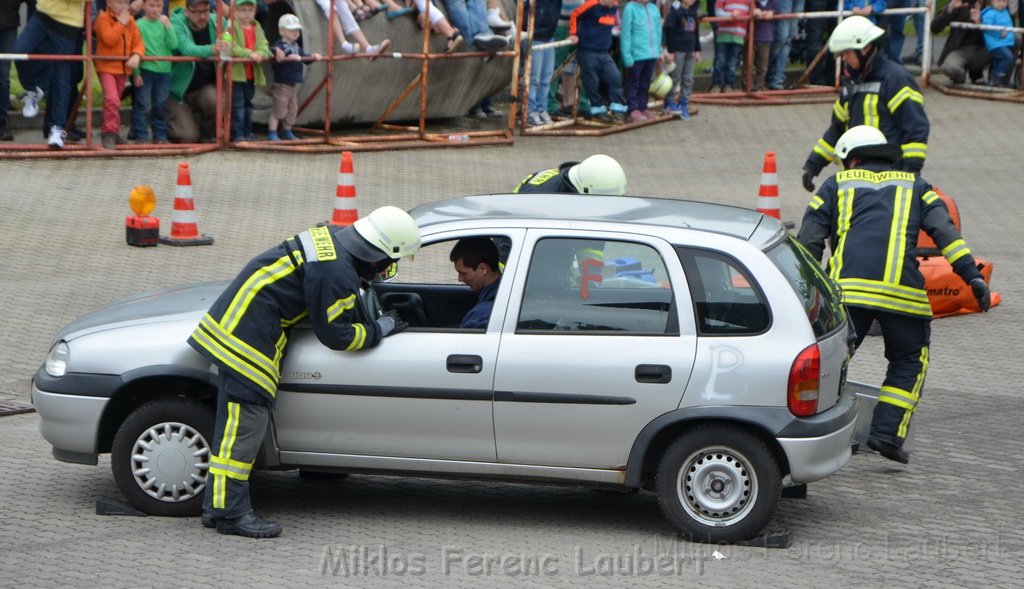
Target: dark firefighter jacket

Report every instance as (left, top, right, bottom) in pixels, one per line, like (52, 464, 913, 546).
(188, 225, 385, 403)
(797, 162, 982, 318)
(804, 54, 930, 175)
(513, 161, 579, 193)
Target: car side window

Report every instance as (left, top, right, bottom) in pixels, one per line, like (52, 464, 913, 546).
(677, 248, 770, 335)
(517, 238, 676, 334)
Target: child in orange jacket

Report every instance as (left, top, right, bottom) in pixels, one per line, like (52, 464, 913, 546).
(95, 0, 145, 148)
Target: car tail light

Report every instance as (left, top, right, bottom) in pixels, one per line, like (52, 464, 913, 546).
(788, 344, 820, 416)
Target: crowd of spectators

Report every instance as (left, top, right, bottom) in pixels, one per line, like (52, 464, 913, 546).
(0, 0, 1020, 146)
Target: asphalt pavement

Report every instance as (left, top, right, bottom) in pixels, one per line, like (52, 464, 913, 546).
(1, 90, 1022, 587)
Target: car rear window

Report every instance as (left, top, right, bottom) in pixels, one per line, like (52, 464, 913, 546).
(765, 235, 847, 337)
(677, 248, 770, 335)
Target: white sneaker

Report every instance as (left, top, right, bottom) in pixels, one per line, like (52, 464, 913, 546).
(539, 111, 553, 124)
(365, 39, 392, 55)
(527, 112, 544, 126)
(47, 125, 66, 149)
(340, 41, 358, 55)
(22, 86, 43, 118)
(487, 7, 513, 29)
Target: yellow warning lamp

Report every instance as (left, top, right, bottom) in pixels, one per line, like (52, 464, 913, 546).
(129, 185, 157, 217)
(126, 185, 160, 247)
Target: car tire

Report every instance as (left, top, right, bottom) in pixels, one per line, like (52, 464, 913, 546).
(655, 424, 781, 543)
(111, 398, 214, 517)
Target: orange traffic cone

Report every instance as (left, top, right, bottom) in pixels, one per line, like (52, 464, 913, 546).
(330, 151, 358, 226)
(159, 162, 214, 246)
(757, 151, 781, 220)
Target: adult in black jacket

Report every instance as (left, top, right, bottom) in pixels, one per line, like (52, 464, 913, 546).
(801, 16, 930, 192)
(798, 126, 990, 465)
(188, 206, 420, 537)
(930, 0, 989, 84)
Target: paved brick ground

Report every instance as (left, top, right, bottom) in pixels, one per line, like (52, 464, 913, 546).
(1, 91, 1022, 586)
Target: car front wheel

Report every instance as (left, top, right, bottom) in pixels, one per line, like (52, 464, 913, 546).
(111, 398, 214, 516)
(655, 424, 781, 543)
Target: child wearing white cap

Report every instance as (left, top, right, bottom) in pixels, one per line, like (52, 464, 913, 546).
(268, 13, 322, 141)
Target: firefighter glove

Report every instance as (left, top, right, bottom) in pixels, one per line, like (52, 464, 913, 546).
(970, 278, 991, 312)
(386, 309, 409, 334)
(801, 168, 818, 193)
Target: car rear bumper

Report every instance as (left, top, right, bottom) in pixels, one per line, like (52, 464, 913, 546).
(32, 386, 107, 464)
(777, 390, 858, 484)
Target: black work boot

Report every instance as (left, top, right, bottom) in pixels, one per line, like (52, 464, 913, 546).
(216, 512, 283, 538)
(867, 437, 910, 464)
(200, 514, 217, 529)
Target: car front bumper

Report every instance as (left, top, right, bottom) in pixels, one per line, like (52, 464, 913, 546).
(32, 386, 108, 465)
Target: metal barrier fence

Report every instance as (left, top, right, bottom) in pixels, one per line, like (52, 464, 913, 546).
(0, 0, 523, 158)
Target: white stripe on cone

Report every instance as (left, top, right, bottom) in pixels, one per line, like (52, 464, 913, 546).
(760, 173, 778, 184)
(170, 210, 198, 224)
(337, 172, 354, 186)
(757, 197, 780, 210)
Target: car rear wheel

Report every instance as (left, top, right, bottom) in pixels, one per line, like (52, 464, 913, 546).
(655, 424, 781, 543)
(111, 398, 214, 516)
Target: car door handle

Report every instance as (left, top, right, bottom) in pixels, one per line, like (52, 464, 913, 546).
(635, 364, 671, 384)
(447, 354, 483, 374)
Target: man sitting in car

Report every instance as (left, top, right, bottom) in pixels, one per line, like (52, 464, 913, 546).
(450, 238, 502, 328)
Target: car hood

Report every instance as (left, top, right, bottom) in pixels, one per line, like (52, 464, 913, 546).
(57, 280, 228, 342)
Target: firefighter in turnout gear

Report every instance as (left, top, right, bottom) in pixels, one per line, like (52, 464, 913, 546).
(513, 154, 627, 195)
(801, 16, 930, 193)
(187, 206, 421, 537)
(797, 126, 991, 465)
(511, 154, 626, 288)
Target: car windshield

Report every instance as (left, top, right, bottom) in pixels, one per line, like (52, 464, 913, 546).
(765, 235, 846, 338)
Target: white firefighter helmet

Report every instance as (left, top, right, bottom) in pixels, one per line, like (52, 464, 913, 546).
(566, 154, 627, 195)
(827, 16, 885, 53)
(350, 206, 421, 261)
(834, 125, 902, 164)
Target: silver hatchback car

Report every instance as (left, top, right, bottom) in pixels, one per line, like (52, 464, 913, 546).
(33, 194, 857, 543)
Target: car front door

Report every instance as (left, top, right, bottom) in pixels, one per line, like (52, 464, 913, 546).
(272, 229, 524, 463)
(492, 230, 698, 469)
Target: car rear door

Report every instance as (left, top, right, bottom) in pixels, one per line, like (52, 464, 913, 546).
(492, 230, 698, 469)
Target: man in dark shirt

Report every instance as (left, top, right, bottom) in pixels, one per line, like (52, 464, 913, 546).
(450, 238, 502, 329)
(167, 0, 230, 142)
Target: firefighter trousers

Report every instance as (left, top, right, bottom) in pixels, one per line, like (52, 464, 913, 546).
(203, 372, 271, 520)
(849, 306, 931, 448)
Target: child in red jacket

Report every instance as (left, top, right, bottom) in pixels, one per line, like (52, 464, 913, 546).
(94, 0, 145, 148)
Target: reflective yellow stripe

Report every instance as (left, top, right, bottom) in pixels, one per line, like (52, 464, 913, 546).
(213, 402, 241, 508)
(901, 142, 927, 160)
(863, 94, 879, 129)
(839, 290, 934, 316)
(921, 190, 938, 204)
(830, 187, 855, 280)
(201, 315, 278, 378)
(879, 385, 917, 411)
(327, 294, 357, 323)
(887, 86, 924, 112)
(345, 323, 366, 351)
(281, 311, 308, 327)
(832, 99, 849, 122)
(190, 325, 278, 397)
(836, 169, 915, 184)
(813, 138, 835, 161)
(222, 254, 299, 332)
(884, 184, 911, 284)
(941, 238, 972, 264)
(840, 277, 931, 300)
(808, 195, 824, 210)
(210, 455, 253, 481)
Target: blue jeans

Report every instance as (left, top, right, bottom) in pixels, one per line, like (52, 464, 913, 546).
(131, 70, 171, 141)
(766, 0, 804, 88)
(712, 42, 742, 87)
(0, 27, 15, 127)
(231, 80, 255, 140)
(577, 50, 626, 114)
(443, 0, 490, 49)
(528, 42, 555, 114)
(881, 0, 909, 62)
(989, 46, 1014, 85)
(13, 14, 80, 132)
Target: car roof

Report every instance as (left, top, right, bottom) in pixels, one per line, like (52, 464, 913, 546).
(410, 194, 784, 245)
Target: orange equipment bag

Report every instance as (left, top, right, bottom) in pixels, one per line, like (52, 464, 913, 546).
(916, 186, 1001, 317)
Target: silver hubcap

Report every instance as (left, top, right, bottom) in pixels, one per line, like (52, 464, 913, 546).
(130, 421, 210, 503)
(676, 447, 757, 526)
